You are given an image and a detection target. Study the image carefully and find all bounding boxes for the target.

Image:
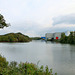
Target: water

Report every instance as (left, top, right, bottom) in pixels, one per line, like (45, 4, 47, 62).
(0, 40, 75, 75)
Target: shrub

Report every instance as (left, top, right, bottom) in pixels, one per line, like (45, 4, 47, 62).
(0, 55, 57, 75)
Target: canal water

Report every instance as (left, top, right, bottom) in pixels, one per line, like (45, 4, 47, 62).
(0, 40, 75, 75)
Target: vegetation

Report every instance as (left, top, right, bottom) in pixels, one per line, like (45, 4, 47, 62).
(60, 32, 75, 44)
(0, 14, 9, 28)
(0, 32, 32, 42)
(0, 55, 57, 75)
(31, 37, 42, 40)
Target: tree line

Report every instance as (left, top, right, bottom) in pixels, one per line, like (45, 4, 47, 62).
(0, 32, 32, 42)
(60, 32, 75, 44)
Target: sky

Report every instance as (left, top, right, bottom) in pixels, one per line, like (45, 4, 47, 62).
(0, 0, 75, 37)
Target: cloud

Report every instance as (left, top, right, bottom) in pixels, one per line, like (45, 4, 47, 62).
(53, 14, 75, 25)
(42, 24, 75, 35)
(0, 21, 47, 37)
(0, 0, 75, 36)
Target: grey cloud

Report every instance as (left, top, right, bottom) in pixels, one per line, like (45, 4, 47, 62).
(53, 14, 75, 25)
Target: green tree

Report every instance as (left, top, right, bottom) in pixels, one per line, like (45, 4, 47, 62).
(60, 32, 75, 44)
(0, 14, 9, 28)
(72, 31, 75, 44)
(68, 32, 74, 44)
(60, 33, 66, 43)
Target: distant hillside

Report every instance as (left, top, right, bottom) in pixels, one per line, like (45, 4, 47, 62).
(0, 32, 32, 42)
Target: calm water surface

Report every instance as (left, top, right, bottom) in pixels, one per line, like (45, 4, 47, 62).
(0, 40, 75, 75)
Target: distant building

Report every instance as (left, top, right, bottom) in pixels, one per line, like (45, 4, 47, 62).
(45, 33, 54, 40)
(54, 32, 61, 39)
(45, 32, 61, 40)
(45, 31, 75, 41)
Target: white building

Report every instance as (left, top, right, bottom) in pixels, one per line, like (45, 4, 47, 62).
(45, 32, 61, 40)
(45, 33, 54, 40)
(54, 32, 61, 39)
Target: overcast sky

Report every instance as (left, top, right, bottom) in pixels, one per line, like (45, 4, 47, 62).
(0, 0, 75, 37)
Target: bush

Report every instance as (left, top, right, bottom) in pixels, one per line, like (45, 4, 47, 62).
(0, 55, 57, 75)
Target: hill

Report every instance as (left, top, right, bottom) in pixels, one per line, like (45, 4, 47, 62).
(0, 32, 32, 42)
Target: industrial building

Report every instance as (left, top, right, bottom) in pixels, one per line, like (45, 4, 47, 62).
(45, 32, 61, 40)
(45, 33, 54, 40)
(53, 32, 61, 39)
(45, 31, 71, 41)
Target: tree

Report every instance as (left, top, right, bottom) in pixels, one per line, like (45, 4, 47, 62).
(0, 14, 9, 28)
(68, 32, 74, 44)
(60, 33, 66, 43)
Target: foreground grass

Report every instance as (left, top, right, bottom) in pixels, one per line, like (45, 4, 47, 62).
(0, 55, 57, 75)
